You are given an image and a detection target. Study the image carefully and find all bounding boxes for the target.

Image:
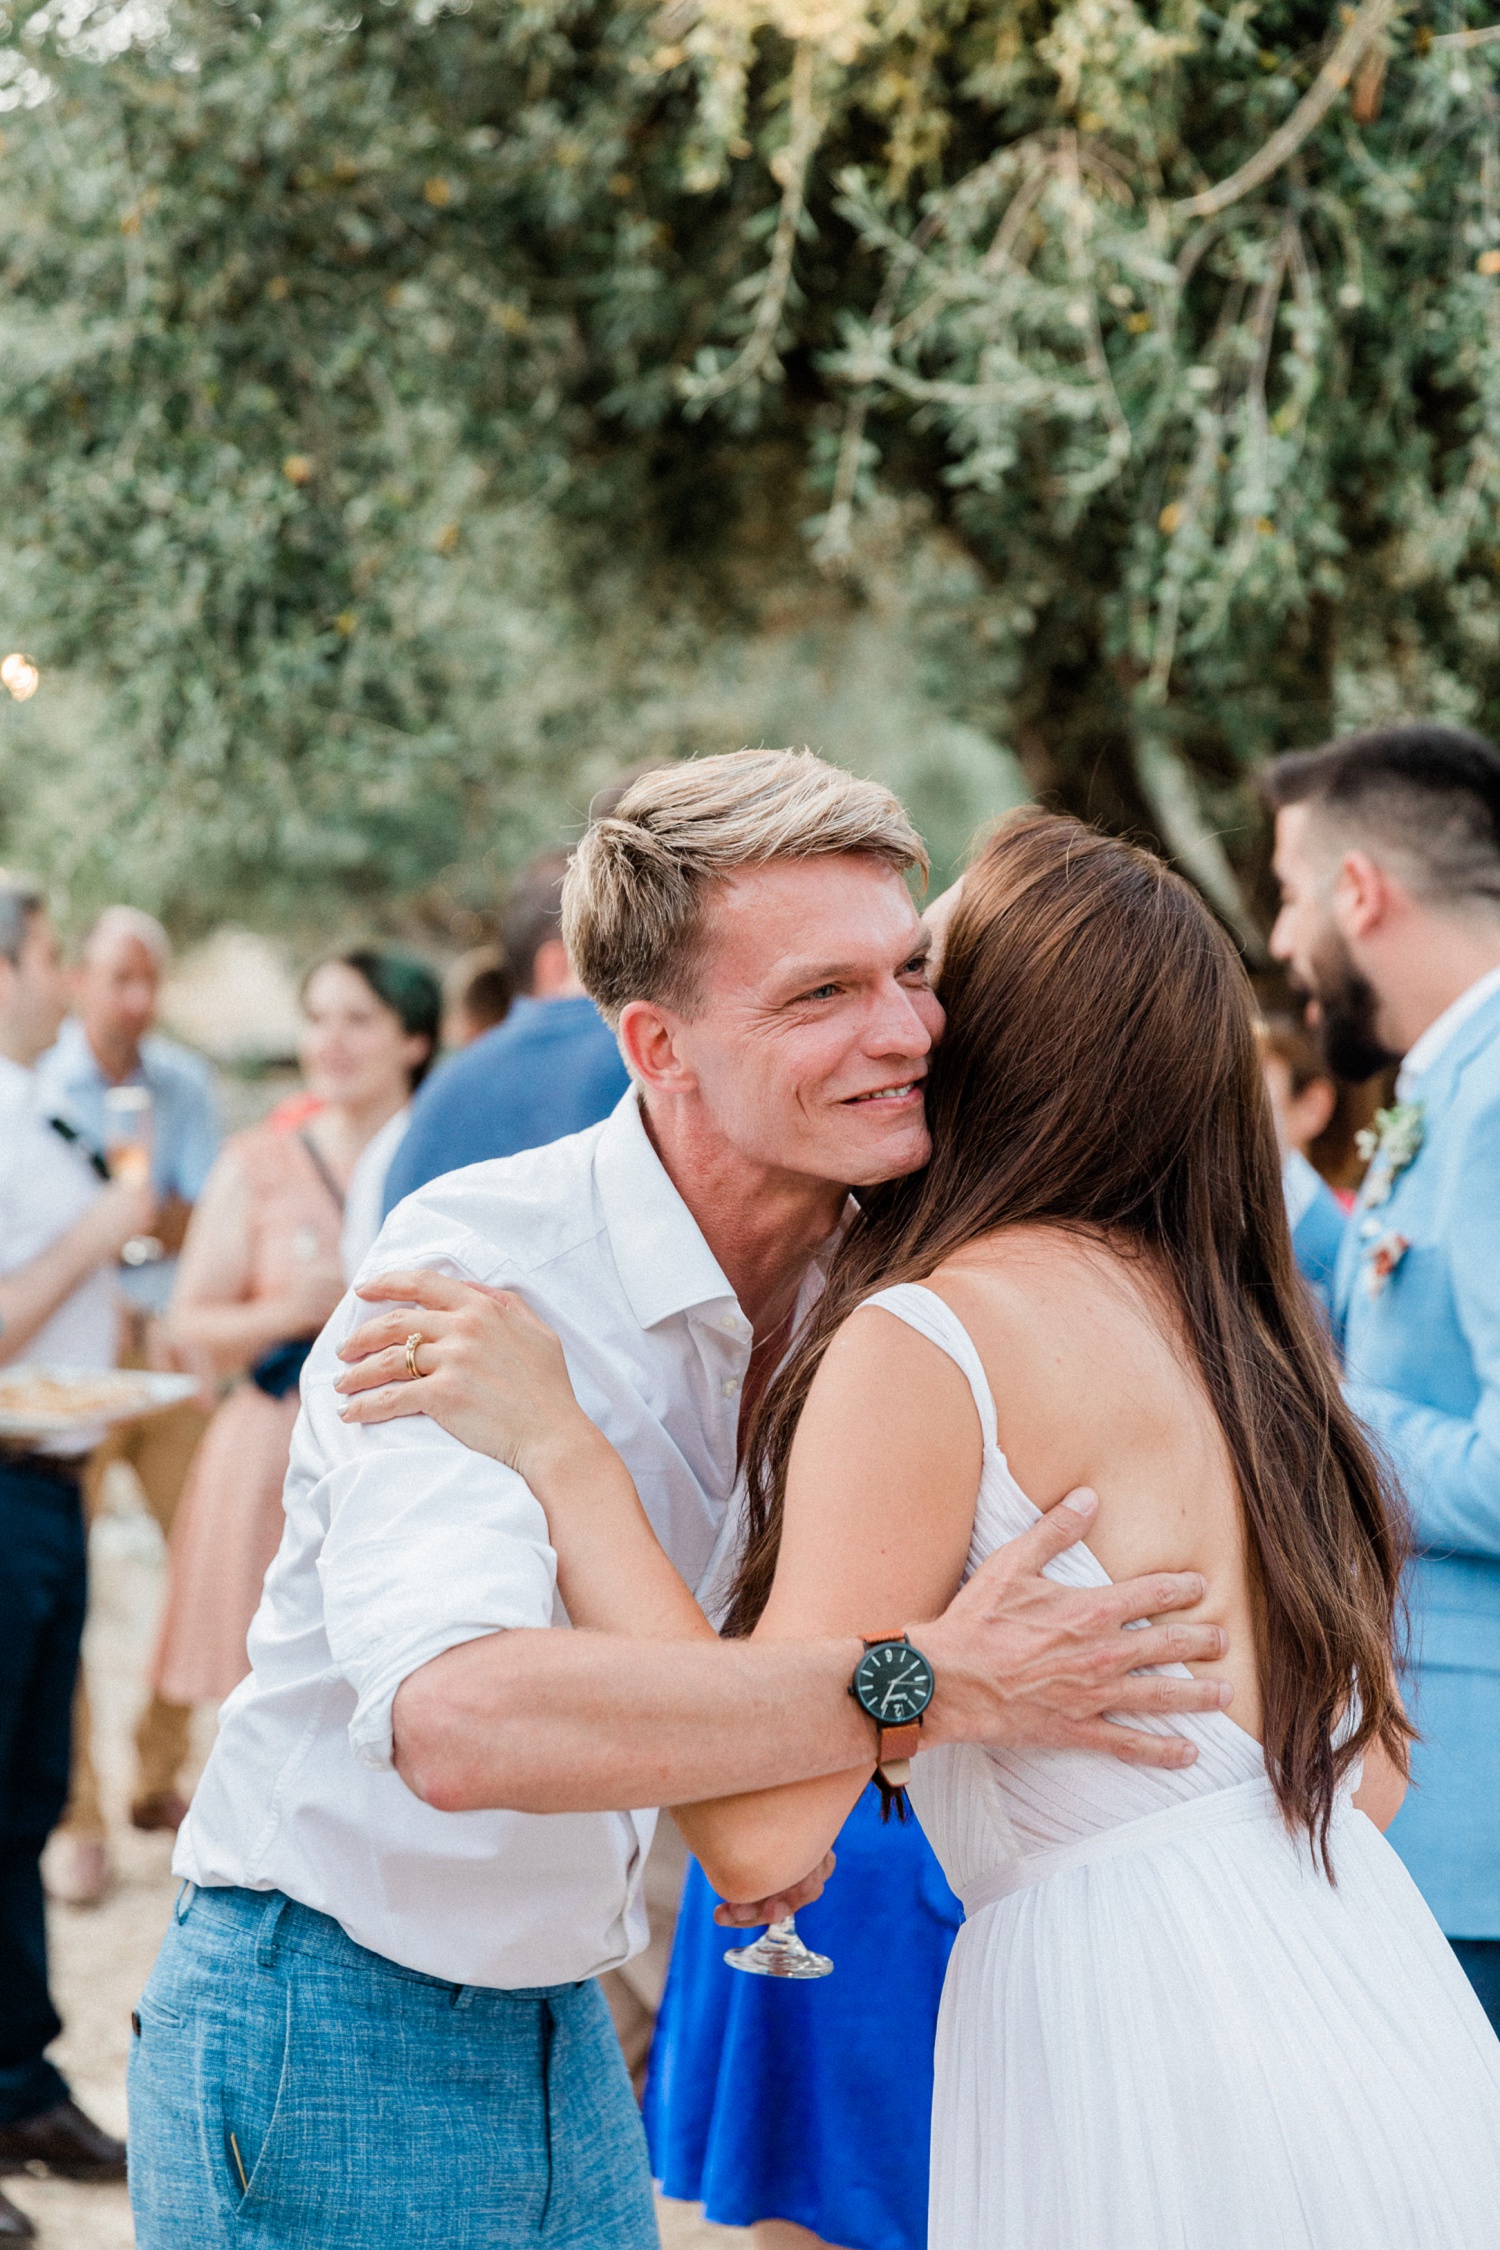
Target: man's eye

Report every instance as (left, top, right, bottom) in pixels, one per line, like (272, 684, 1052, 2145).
(800, 983, 840, 1002)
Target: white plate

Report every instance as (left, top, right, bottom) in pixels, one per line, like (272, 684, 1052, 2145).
(0, 1366, 199, 1440)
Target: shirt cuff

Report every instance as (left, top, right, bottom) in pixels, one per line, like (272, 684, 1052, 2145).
(348, 1619, 529, 1774)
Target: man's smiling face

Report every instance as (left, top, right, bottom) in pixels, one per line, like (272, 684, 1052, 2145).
(663, 854, 943, 1191)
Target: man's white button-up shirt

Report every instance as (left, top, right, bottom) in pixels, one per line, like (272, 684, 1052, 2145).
(0, 1053, 119, 1453)
(175, 1093, 830, 1990)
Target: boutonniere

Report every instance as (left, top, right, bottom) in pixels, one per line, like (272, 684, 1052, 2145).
(1355, 1100, 1425, 1209)
(1364, 1230, 1410, 1299)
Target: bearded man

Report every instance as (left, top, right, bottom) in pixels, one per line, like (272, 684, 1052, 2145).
(1266, 722, 1500, 2034)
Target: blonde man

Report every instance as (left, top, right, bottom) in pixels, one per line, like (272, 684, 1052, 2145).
(128, 751, 1225, 2250)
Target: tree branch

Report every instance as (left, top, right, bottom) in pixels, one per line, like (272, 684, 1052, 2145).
(1170, 0, 1398, 222)
(680, 40, 821, 406)
(1432, 23, 1500, 48)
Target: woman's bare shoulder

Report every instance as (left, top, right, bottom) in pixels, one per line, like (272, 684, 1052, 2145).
(818, 1292, 979, 1392)
(801, 1297, 988, 1465)
(922, 1225, 1118, 1324)
(774, 1297, 985, 1628)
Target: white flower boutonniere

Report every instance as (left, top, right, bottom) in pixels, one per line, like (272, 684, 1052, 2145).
(1364, 1231, 1411, 1299)
(1355, 1100, 1425, 1210)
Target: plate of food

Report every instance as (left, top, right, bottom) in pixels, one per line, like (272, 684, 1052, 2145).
(0, 1366, 199, 1440)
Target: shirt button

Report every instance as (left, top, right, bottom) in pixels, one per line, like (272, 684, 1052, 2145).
(722, 1377, 740, 1398)
(719, 1312, 740, 1332)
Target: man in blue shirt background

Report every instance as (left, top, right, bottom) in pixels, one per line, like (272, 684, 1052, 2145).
(382, 851, 629, 1213)
(36, 906, 221, 1902)
(37, 907, 220, 1317)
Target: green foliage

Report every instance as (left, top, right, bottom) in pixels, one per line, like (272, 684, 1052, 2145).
(2, 0, 1500, 932)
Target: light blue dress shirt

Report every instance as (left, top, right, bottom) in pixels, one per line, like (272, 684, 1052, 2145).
(1333, 976, 1500, 1937)
(1284, 1148, 1346, 1316)
(35, 1016, 221, 1312)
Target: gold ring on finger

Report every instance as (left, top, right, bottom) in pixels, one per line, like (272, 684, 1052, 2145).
(404, 1331, 423, 1380)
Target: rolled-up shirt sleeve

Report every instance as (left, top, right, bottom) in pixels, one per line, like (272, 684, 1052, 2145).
(290, 1265, 559, 1773)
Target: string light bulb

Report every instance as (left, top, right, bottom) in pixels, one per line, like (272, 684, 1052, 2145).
(1, 654, 39, 701)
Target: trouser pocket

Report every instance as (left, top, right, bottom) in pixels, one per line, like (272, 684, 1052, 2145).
(217, 1974, 294, 2217)
(128, 1911, 294, 2247)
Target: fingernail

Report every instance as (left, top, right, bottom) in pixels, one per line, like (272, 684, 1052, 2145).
(1060, 1488, 1097, 1516)
(1217, 1681, 1233, 1707)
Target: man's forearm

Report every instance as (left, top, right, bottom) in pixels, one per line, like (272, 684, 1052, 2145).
(391, 1504, 1237, 1818)
(393, 1628, 873, 1813)
(0, 1220, 109, 1365)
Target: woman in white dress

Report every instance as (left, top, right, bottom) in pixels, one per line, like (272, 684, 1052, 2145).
(342, 812, 1500, 2246)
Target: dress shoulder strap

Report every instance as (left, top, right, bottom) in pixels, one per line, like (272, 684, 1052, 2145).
(862, 1283, 1000, 1452)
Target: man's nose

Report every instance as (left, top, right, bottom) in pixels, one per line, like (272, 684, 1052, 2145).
(869, 978, 938, 1055)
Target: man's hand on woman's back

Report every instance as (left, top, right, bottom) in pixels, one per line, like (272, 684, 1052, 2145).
(920, 1488, 1230, 1769)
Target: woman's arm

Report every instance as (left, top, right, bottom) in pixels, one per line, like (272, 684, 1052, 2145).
(342, 1279, 983, 1899)
(338, 1270, 716, 1643)
(338, 1278, 979, 1890)
(168, 1149, 344, 1378)
(1351, 1736, 1407, 1830)
(667, 1306, 983, 1900)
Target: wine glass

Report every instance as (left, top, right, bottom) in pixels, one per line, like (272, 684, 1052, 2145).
(103, 1084, 153, 1186)
(724, 1914, 833, 1979)
(104, 1085, 163, 1269)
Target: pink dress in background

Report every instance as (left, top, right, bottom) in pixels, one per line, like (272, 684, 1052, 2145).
(151, 1124, 343, 1707)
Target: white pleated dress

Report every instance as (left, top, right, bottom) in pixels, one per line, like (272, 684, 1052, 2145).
(866, 1285, 1500, 2250)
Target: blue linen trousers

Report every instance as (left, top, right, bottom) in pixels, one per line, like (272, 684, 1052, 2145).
(128, 1883, 659, 2250)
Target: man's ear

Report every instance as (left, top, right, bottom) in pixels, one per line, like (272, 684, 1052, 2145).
(1332, 847, 1401, 943)
(617, 999, 699, 1096)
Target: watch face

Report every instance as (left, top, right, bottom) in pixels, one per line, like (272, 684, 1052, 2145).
(853, 1640, 935, 1725)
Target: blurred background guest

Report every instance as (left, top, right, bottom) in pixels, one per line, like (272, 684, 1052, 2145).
(336, 953, 444, 1277)
(1257, 1011, 1346, 1315)
(441, 944, 513, 1051)
(646, 1783, 962, 2250)
(36, 906, 222, 1903)
(1266, 722, 1500, 2035)
(37, 907, 219, 1311)
(381, 850, 629, 1210)
(0, 875, 154, 2223)
(149, 950, 437, 1722)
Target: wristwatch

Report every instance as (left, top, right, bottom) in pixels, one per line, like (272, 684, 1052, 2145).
(849, 1635, 936, 1802)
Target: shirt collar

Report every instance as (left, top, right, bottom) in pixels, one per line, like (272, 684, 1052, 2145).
(50, 1014, 150, 1091)
(593, 1093, 742, 1332)
(593, 1090, 853, 1337)
(1396, 961, 1500, 1097)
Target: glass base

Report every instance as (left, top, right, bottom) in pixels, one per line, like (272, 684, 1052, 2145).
(723, 1914, 834, 1979)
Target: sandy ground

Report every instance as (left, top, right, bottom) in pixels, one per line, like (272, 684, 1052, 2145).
(19, 1474, 756, 2249)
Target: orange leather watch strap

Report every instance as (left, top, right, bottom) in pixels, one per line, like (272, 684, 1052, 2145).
(877, 1720, 922, 1764)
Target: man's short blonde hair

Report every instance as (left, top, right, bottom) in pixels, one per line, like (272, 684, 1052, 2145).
(563, 748, 928, 1023)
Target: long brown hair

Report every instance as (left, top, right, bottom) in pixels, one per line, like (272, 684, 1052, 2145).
(731, 812, 1411, 1867)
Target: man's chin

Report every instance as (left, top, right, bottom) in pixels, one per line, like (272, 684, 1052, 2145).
(837, 1121, 932, 1188)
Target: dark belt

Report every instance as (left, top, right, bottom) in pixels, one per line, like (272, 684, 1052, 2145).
(0, 1450, 84, 1490)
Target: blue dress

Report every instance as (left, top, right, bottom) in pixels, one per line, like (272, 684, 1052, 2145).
(644, 1783, 963, 2250)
